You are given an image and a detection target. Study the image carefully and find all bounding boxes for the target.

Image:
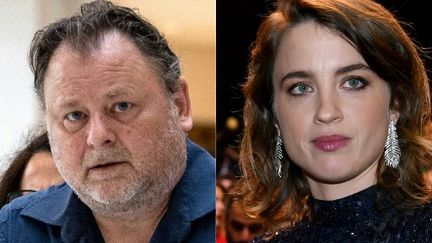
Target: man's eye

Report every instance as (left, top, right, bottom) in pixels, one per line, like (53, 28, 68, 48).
(113, 102, 132, 112)
(65, 111, 84, 121)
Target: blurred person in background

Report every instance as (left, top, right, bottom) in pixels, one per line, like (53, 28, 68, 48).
(226, 191, 265, 243)
(217, 182, 228, 243)
(0, 131, 63, 207)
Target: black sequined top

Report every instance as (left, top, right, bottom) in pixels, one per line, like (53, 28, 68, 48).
(253, 186, 432, 242)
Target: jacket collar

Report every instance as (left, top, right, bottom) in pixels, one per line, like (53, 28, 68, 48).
(151, 139, 216, 242)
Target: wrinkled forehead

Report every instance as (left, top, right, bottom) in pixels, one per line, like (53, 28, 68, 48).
(45, 32, 162, 89)
(53, 31, 150, 66)
(59, 29, 130, 58)
(42, 37, 167, 111)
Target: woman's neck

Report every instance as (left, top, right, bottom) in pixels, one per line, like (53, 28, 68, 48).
(307, 162, 378, 200)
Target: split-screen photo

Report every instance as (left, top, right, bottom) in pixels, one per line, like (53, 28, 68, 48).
(1, 0, 432, 242)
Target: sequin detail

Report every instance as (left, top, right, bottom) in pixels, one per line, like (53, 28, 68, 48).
(254, 186, 432, 242)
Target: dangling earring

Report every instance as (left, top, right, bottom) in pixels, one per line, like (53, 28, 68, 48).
(384, 120, 400, 168)
(274, 126, 283, 178)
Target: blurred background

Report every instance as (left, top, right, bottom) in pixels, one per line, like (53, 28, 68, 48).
(216, 0, 432, 181)
(0, 0, 215, 170)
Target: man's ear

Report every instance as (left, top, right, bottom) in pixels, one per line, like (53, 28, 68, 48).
(174, 76, 193, 132)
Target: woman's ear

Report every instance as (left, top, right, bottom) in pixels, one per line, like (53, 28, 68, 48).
(390, 110, 400, 124)
(390, 100, 400, 124)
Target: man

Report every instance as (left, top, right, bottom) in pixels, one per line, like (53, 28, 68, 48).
(0, 1, 215, 242)
(226, 195, 265, 243)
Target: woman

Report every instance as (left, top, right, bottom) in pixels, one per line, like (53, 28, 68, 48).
(0, 131, 63, 207)
(238, 0, 432, 241)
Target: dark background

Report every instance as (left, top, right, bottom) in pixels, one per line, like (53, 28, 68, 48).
(216, 1, 432, 175)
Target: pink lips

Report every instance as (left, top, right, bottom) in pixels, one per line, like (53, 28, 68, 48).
(312, 135, 350, 152)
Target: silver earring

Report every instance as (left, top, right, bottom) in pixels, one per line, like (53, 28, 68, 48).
(274, 126, 283, 178)
(384, 120, 400, 168)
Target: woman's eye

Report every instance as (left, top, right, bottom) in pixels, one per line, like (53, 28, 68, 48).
(343, 77, 366, 89)
(65, 111, 84, 121)
(289, 83, 313, 95)
(113, 102, 132, 112)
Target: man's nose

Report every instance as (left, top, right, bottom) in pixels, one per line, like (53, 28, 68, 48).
(86, 114, 116, 149)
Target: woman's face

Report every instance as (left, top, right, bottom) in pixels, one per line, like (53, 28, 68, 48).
(20, 151, 64, 191)
(272, 22, 399, 200)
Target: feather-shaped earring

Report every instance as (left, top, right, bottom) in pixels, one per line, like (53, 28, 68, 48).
(274, 126, 283, 177)
(384, 120, 400, 168)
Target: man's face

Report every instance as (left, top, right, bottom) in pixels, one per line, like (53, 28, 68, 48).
(43, 32, 192, 215)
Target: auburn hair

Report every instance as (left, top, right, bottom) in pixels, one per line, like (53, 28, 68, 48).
(238, 0, 432, 233)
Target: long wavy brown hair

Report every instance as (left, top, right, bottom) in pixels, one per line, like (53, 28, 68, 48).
(238, 0, 432, 233)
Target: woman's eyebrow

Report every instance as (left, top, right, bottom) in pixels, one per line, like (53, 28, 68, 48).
(336, 63, 371, 75)
(279, 70, 314, 86)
